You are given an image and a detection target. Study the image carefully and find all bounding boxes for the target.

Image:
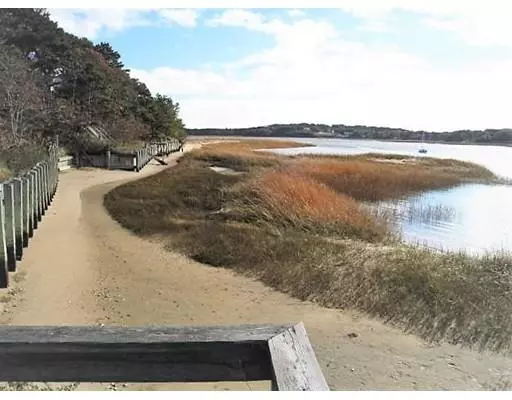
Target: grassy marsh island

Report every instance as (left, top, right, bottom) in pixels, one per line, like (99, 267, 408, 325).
(105, 140, 512, 353)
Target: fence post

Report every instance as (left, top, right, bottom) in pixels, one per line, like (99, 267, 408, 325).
(0, 185, 8, 288)
(3, 182, 16, 272)
(35, 165, 42, 222)
(50, 152, 55, 198)
(45, 161, 51, 208)
(12, 179, 23, 262)
(33, 167, 38, 225)
(28, 171, 36, 234)
(42, 162, 49, 212)
(39, 164, 45, 218)
(106, 150, 111, 170)
(22, 175, 30, 248)
(52, 153, 58, 196)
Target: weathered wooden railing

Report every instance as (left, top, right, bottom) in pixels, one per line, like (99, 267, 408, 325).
(134, 140, 182, 172)
(73, 140, 182, 172)
(0, 150, 59, 288)
(0, 323, 329, 391)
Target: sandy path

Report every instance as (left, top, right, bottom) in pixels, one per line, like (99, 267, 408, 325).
(1, 144, 512, 391)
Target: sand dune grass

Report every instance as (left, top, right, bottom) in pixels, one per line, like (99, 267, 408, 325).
(105, 139, 512, 353)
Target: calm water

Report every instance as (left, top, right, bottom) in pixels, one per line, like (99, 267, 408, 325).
(271, 138, 512, 254)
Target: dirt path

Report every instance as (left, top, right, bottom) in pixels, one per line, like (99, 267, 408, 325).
(1, 144, 511, 391)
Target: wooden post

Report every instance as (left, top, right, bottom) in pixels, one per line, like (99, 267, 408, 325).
(52, 153, 58, 196)
(268, 322, 329, 391)
(27, 172, 35, 236)
(45, 161, 50, 208)
(41, 162, 48, 212)
(106, 150, 111, 170)
(38, 164, 44, 219)
(12, 179, 23, 261)
(0, 186, 8, 288)
(47, 157, 53, 202)
(21, 175, 30, 248)
(33, 169, 38, 230)
(3, 182, 17, 272)
(34, 165, 42, 223)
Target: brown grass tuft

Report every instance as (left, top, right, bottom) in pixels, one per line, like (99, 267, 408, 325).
(235, 170, 387, 241)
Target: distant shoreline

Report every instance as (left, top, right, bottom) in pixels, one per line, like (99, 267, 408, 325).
(187, 134, 512, 148)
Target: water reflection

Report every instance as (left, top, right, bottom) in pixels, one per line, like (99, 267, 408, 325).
(389, 184, 512, 254)
(270, 138, 512, 253)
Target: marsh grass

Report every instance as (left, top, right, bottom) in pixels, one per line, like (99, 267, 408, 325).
(105, 139, 512, 353)
(289, 156, 493, 201)
(369, 201, 457, 226)
(188, 140, 307, 172)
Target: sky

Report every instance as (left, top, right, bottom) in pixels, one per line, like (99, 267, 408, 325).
(47, 4, 512, 131)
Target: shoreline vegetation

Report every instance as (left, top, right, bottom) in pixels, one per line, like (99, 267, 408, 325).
(105, 139, 512, 354)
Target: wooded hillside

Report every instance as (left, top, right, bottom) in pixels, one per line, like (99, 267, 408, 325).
(188, 124, 512, 145)
(0, 8, 185, 159)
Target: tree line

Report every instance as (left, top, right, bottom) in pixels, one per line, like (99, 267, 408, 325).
(0, 8, 186, 155)
(188, 124, 512, 145)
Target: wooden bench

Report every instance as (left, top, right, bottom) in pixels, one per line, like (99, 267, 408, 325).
(0, 322, 329, 391)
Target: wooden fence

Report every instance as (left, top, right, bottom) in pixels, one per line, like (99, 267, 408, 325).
(0, 151, 59, 289)
(57, 155, 74, 171)
(75, 140, 182, 172)
(0, 140, 181, 288)
(0, 323, 329, 390)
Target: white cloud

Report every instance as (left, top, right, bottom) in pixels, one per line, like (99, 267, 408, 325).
(132, 9, 512, 131)
(159, 9, 199, 27)
(336, 0, 512, 47)
(207, 9, 265, 30)
(48, 9, 152, 39)
(288, 9, 306, 18)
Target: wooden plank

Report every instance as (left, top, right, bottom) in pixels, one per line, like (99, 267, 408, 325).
(0, 186, 8, 288)
(0, 325, 290, 383)
(268, 322, 329, 391)
(12, 179, 23, 260)
(3, 181, 16, 272)
(0, 324, 291, 344)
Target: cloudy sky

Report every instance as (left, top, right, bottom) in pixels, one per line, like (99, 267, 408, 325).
(49, 4, 512, 131)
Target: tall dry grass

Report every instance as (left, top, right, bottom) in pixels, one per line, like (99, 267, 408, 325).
(189, 139, 307, 172)
(188, 142, 496, 202)
(289, 157, 493, 201)
(234, 169, 387, 241)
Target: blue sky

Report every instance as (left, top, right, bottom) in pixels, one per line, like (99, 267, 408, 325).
(49, 5, 512, 130)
